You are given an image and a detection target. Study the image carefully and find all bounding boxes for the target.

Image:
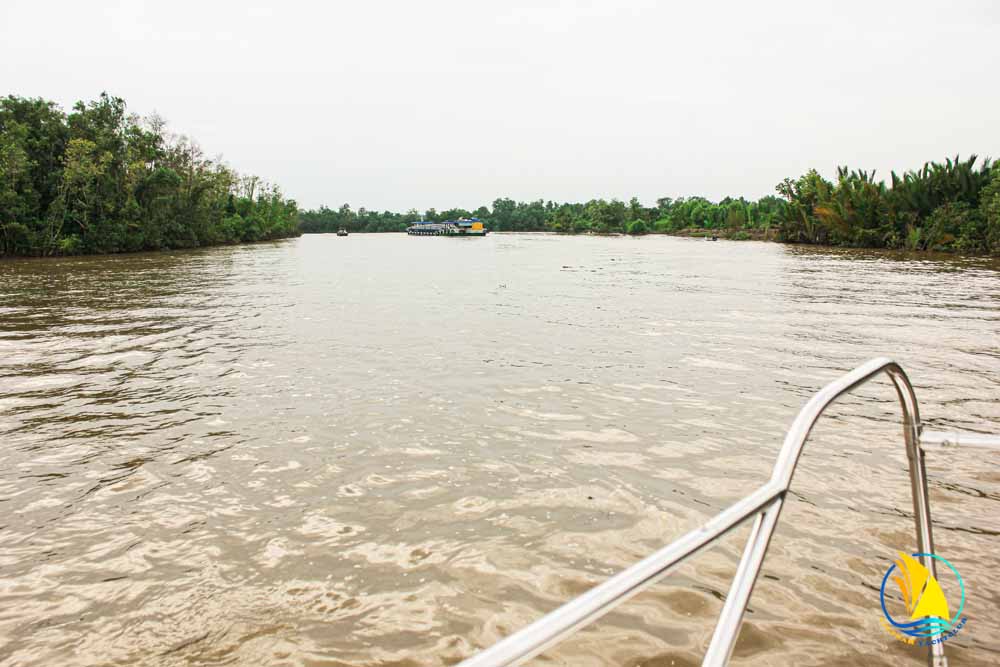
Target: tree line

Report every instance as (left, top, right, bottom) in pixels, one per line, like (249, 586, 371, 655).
(3, 94, 997, 256)
(0, 94, 299, 257)
(777, 156, 999, 252)
(298, 196, 789, 238)
(303, 156, 1000, 253)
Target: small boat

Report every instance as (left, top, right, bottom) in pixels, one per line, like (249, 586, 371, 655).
(336, 229, 348, 237)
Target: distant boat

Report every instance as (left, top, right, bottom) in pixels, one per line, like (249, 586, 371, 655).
(337, 229, 348, 237)
(406, 218, 487, 237)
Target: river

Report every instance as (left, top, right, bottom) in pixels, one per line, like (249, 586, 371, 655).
(1, 234, 998, 666)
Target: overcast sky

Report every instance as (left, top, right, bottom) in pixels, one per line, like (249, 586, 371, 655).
(2, 1, 998, 211)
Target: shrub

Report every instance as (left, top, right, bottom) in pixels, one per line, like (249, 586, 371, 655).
(627, 219, 649, 235)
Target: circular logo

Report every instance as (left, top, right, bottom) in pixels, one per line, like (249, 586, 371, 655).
(879, 552, 965, 639)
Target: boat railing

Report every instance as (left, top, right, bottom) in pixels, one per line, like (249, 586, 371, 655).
(457, 358, 1000, 667)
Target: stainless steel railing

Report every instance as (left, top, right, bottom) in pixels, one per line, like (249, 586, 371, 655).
(458, 358, 1000, 667)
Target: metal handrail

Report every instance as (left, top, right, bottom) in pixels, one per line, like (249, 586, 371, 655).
(458, 358, 1000, 667)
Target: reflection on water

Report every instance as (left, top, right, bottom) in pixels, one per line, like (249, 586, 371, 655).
(0, 235, 998, 666)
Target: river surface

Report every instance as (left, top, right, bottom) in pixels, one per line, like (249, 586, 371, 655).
(1, 234, 998, 667)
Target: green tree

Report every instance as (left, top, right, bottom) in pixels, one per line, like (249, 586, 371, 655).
(776, 169, 833, 243)
(627, 219, 648, 235)
(0, 93, 299, 257)
(586, 199, 626, 234)
(725, 201, 747, 230)
(980, 164, 1000, 252)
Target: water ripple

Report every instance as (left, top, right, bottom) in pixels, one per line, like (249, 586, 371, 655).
(0, 236, 998, 665)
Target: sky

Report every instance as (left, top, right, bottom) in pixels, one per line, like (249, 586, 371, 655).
(2, 1, 998, 211)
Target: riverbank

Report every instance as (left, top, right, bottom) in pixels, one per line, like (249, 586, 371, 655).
(306, 227, 999, 255)
(4, 95, 997, 257)
(646, 227, 776, 242)
(299, 155, 1000, 253)
(0, 94, 299, 258)
(0, 234, 301, 262)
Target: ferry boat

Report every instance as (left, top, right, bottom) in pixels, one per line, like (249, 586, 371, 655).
(406, 218, 487, 236)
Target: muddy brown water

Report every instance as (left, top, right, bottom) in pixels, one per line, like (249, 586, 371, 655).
(1, 233, 998, 666)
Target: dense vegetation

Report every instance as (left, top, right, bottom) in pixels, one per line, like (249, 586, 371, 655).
(303, 156, 1000, 253)
(0, 94, 299, 257)
(298, 196, 788, 238)
(3, 94, 996, 256)
(777, 156, 999, 252)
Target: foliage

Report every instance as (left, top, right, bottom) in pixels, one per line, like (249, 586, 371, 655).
(11, 97, 991, 255)
(300, 156, 997, 255)
(299, 204, 419, 234)
(923, 202, 981, 252)
(626, 219, 649, 235)
(980, 163, 1000, 252)
(775, 155, 995, 252)
(0, 93, 299, 257)
(301, 191, 793, 242)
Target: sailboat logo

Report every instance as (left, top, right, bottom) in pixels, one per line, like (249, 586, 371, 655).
(879, 552, 966, 639)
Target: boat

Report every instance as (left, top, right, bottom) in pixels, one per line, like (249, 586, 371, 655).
(336, 229, 348, 237)
(458, 358, 1000, 667)
(406, 218, 487, 236)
